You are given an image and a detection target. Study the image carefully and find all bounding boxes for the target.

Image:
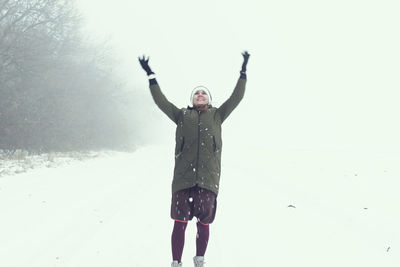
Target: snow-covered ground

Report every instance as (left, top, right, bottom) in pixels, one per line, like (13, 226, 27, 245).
(0, 151, 105, 178)
(0, 144, 399, 267)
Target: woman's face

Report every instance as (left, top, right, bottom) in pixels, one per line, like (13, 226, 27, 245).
(193, 90, 209, 106)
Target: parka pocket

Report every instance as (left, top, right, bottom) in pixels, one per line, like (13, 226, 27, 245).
(212, 136, 217, 153)
(180, 137, 185, 152)
(175, 137, 185, 159)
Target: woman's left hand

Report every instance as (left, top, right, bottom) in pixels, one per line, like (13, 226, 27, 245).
(241, 51, 250, 72)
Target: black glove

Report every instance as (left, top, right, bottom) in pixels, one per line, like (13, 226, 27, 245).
(138, 55, 154, 75)
(241, 51, 250, 73)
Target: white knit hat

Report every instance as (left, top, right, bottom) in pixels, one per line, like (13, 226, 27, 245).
(190, 86, 212, 105)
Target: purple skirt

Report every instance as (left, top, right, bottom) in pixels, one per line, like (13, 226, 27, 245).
(170, 185, 217, 225)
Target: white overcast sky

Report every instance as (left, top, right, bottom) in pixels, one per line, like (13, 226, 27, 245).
(77, 0, 400, 151)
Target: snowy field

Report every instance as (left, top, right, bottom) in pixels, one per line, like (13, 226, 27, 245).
(0, 144, 399, 267)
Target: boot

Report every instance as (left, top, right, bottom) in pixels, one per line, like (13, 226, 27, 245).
(193, 256, 205, 267)
(171, 260, 182, 267)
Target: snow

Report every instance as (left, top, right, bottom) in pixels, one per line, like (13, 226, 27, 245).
(0, 144, 399, 267)
(0, 152, 102, 177)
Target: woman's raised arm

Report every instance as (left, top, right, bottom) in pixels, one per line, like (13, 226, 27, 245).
(217, 51, 250, 123)
(138, 55, 180, 124)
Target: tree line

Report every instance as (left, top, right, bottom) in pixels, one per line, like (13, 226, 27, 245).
(0, 0, 136, 154)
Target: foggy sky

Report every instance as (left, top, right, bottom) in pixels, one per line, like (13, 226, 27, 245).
(77, 0, 400, 151)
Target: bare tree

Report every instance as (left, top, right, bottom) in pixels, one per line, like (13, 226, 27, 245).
(0, 0, 137, 153)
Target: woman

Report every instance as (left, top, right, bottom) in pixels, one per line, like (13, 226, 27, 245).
(139, 51, 249, 267)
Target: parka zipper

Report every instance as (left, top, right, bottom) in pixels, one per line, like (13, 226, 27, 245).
(195, 110, 201, 184)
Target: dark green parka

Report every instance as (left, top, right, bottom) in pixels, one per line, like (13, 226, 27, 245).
(149, 77, 246, 196)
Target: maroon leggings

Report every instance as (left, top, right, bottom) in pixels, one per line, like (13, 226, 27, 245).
(171, 220, 209, 263)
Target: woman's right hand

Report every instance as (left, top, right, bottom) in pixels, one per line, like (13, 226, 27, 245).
(138, 55, 154, 75)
